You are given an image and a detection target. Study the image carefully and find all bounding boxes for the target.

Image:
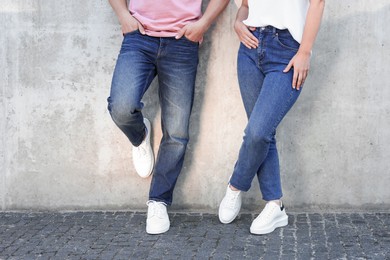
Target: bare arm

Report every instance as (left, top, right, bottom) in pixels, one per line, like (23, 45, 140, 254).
(176, 0, 230, 42)
(108, 0, 145, 35)
(284, 0, 325, 90)
(234, 0, 259, 49)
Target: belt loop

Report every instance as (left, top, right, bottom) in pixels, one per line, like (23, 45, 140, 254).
(272, 27, 277, 34)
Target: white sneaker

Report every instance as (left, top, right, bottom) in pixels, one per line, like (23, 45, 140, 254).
(146, 200, 170, 235)
(250, 201, 288, 235)
(132, 118, 154, 178)
(218, 185, 242, 224)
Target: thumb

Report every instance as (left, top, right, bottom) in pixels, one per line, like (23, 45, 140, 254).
(138, 23, 146, 35)
(175, 27, 186, 39)
(249, 26, 256, 31)
(283, 60, 293, 73)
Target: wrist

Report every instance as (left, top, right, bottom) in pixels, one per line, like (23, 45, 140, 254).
(234, 20, 244, 29)
(197, 17, 211, 32)
(118, 10, 132, 24)
(297, 48, 312, 56)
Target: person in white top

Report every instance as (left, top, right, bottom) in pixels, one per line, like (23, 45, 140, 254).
(219, 0, 325, 235)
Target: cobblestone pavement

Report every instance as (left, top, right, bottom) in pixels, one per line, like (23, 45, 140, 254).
(0, 212, 389, 259)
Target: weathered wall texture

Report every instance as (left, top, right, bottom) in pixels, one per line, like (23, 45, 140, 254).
(1, 1, 389, 211)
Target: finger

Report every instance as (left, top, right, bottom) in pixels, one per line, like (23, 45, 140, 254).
(299, 70, 308, 89)
(244, 36, 258, 48)
(186, 32, 198, 42)
(175, 27, 186, 39)
(243, 42, 252, 49)
(284, 60, 293, 73)
(249, 26, 256, 31)
(304, 70, 309, 81)
(241, 38, 252, 49)
(246, 32, 259, 46)
(249, 37, 259, 47)
(248, 42, 257, 49)
(241, 37, 256, 49)
(292, 70, 298, 89)
(138, 23, 146, 35)
(297, 72, 304, 90)
(301, 71, 308, 88)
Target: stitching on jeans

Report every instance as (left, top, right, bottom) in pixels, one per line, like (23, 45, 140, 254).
(274, 33, 299, 51)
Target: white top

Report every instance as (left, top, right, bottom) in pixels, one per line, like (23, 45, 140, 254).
(243, 0, 309, 43)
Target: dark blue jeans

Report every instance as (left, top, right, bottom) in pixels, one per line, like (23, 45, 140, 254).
(107, 30, 199, 205)
(230, 26, 302, 201)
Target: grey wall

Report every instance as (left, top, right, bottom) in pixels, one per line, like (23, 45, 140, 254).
(1, 0, 389, 212)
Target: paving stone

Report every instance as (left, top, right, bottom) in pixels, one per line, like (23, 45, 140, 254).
(0, 212, 388, 259)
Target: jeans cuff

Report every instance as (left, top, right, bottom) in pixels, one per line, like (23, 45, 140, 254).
(262, 194, 283, 201)
(131, 127, 146, 147)
(228, 180, 250, 192)
(148, 198, 171, 206)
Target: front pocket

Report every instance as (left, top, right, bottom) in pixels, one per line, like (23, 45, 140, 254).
(275, 33, 300, 51)
(183, 35, 199, 45)
(123, 29, 139, 37)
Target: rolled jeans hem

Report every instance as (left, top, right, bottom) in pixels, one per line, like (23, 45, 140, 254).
(262, 194, 283, 202)
(228, 181, 250, 192)
(149, 198, 171, 206)
(131, 127, 145, 147)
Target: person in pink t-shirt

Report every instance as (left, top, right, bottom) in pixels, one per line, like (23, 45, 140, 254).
(107, 0, 229, 234)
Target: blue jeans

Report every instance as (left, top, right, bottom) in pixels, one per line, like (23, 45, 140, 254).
(229, 26, 302, 201)
(107, 30, 199, 205)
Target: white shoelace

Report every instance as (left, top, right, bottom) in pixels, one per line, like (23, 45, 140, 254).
(259, 202, 279, 221)
(147, 201, 166, 218)
(226, 191, 240, 209)
(135, 143, 147, 157)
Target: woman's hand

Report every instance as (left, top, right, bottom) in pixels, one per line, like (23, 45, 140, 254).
(283, 0, 325, 90)
(234, 21, 258, 49)
(283, 51, 311, 90)
(119, 14, 145, 35)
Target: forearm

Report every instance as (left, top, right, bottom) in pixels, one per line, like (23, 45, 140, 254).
(199, 0, 230, 31)
(108, 0, 132, 24)
(299, 0, 325, 54)
(236, 0, 249, 23)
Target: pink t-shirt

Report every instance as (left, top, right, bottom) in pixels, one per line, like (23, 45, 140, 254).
(129, 0, 202, 37)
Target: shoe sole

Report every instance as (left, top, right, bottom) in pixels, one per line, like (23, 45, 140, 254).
(218, 210, 240, 224)
(250, 215, 288, 235)
(146, 224, 170, 235)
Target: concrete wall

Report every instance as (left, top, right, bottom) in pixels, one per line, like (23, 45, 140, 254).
(1, 0, 389, 212)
